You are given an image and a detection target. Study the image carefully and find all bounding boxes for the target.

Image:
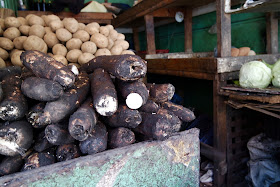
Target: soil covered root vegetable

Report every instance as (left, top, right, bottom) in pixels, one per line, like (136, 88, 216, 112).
(33, 131, 53, 152)
(0, 155, 24, 176)
(108, 127, 135, 149)
(90, 69, 118, 117)
(36, 71, 90, 126)
(161, 101, 196, 122)
(22, 149, 56, 171)
(20, 50, 76, 88)
(104, 104, 142, 129)
(0, 84, 2, 103)
(139, 99, 160, 113)
(21, 77, 64, 101)
(0, 120, 33, 156)
(79, 121, 107, 155)
(133, 112, 173, 141)
(56, 144, 81, 162)
(45, 124, 75, 145)
(0, 75, 28, 121)
(146, 83, 175, 103)
(156, 108, 182, 133)
(116, 80, 149, 109)
(0, 66, 21, 80)
(68, 98, 97, 141)
(26, 102, 45, 128)
(81, 54, 147, 81)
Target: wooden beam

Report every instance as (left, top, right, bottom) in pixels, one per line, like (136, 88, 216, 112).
(145, 15, 156, 54)
(266, 12, 279, 54)
(216, 0, 231, 57)
(152, 7, 185, 17)
(184, 8, 192, 53)
(133, 28, 141, 52)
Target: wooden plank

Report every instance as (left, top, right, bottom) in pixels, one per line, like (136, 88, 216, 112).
(148, 69, 215, 80)
(152, 7, 185, 17)
(145, 52, 214, 59)
(266, 12, 279, 54)
(184, 8, 193, 53)
(0, 129, 200, 187)
(222, 92, 280, 104)
(145, 15, 156, 54)
(219, 72, 239, 81)
(147, 58, 217, 73)
(213, 73, 227, 186)
(17, 11, 113, 24)
(133, 28, 141, 52)
(221, 85, 280, 95)
(216, 0, 231, 57)
(217, 54, 280, 73)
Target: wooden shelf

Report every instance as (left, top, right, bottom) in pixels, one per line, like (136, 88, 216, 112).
(17, 11, 113, 24)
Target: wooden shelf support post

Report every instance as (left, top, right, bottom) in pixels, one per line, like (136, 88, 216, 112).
(133, 28, 141, 52)
(266, 12, 279, 54)
(184, 7, 193, 53)
(144, 14, 156, 54)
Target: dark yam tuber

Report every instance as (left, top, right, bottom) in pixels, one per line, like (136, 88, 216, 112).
(157, 108, 182, 133)
(108, 127, 135, 149)
(147, 83, 175, 103)
(0, 155, 24, 176)
(0, 66, 21, 80)
(68, 98, 97, 141)
(0, 120, 33, 156)
(139, 99, 160, 113)
(26, 102, 46, 128)
(21, 77, 64, 101)
(56, 144, 81, 162)
(20, 50, 75, 88)
(22, 150, 56, 171)
(161, 101, 195, 122)
(81, 54, 147, 81)
(45, 124, 75, 145)
(90, 69, 118, 116)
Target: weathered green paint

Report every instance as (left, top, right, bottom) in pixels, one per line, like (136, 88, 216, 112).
(0, 129, 200, 187)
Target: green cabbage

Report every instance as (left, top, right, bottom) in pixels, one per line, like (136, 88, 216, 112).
(239, 61, 272, 89)
(272, 59, 280, 87)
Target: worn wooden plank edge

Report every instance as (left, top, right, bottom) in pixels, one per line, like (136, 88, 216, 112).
(145, 52, 214, 59)
(0, 129, 200, 187)
(217, 54, 280, 73)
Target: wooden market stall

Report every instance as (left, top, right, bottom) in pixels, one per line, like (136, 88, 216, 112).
(112, 0, 280, 186)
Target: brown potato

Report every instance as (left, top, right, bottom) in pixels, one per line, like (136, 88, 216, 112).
(105, 24, 114, 31)
(114, 40, 129, 50)
(85, 23, 99, 35)
(63, 18, 79, 33)
(11, 50, 24, 67)
(0, 57, 5, 68)
(4, 17, 21, 28)
(45, 14, 60, 26)
(28, 15, 45, 26)
(3, 27, 21, 40)
(117, 33, 125, 40)
(73, 30, 90, 42)
(107, 38, 114, 50)
(248, 50, 256, 56)
(56, 28, 72, 42)
(238, 47, 250, 56)
(0, 26, 3, 36)
(99, 26, 109, 37)
(95, 48, 111, 56)
(81, 41, 97, 54)
(0, 37, 14, 50)
(13, 36, 28, 50)
(44, 27, 52, 34)
(44, 32, 59, 48)
(110, 45, 123, 55)
(66, 38, 82, 50)
(121, 50, 135, 55)
(78, 53, 95, 65)
(66, 49, 82, 63)
(0, 48, 9, 60)
(90, 33, 108, 48)
(78, 23, 86, 30)
(17, 17, 28, 26)
(53, 54, 68, 65)
(29, 25, 46, 38)
(52, 44, 68, 56)
(231, 48, 239, 57)
(109, 29, 118, 41)
(19, 25, 30, 36)
(49, 20, 64, 32)
(23, 35, 47, 53)
(68, 62, 80, 68)
(0, 18, 5, 30)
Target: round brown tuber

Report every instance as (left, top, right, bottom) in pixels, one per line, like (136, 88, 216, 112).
(66, 49, 82, 63)
(78, 23, 86, 30)
(105, 24, 114, 31)
(28, 15, 44, 26)
(109, 29, 118, 41)
(81, 41, 97, 54)
(66, 38, 82, 50)
(110, 45, 123, 55)
(63, 18, 79, 33)
(78, 53, 95, 65)
(0, 19, 5, 30)
(0, 57, 5, 68)
(99, 26, 109, 37)
(85, 23, 99, 35)
(11, 50, 24, 67)
(73, 30, 90, 42)
(3, 27, 21, 40)
(53, 55, 68, 65)
(45, 14, 60, 26)
(90, 33, 108, 48)
(107, 38, 114, 49)
(23, 35, 47, 53)
(19, 25, 30, 36)
(95, 48, 111, 56)
(52, 43, 67, 56)
(17, 17, 28, 26)
(44, 27, 52, 34)
(49, 20, 64, 32)
(117, 33, 125, 40)
(0, 48, 9, 60)
(56, 28, 72, 42)
(13, 36, 27, 50)
(0, 37, 14, 50)
(114, 40, 129, 50)
(121, 50, 135, 55)
(44, 32, 59, 48)
(4, 17, 21, 28)
(29, 25, 45, 38)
